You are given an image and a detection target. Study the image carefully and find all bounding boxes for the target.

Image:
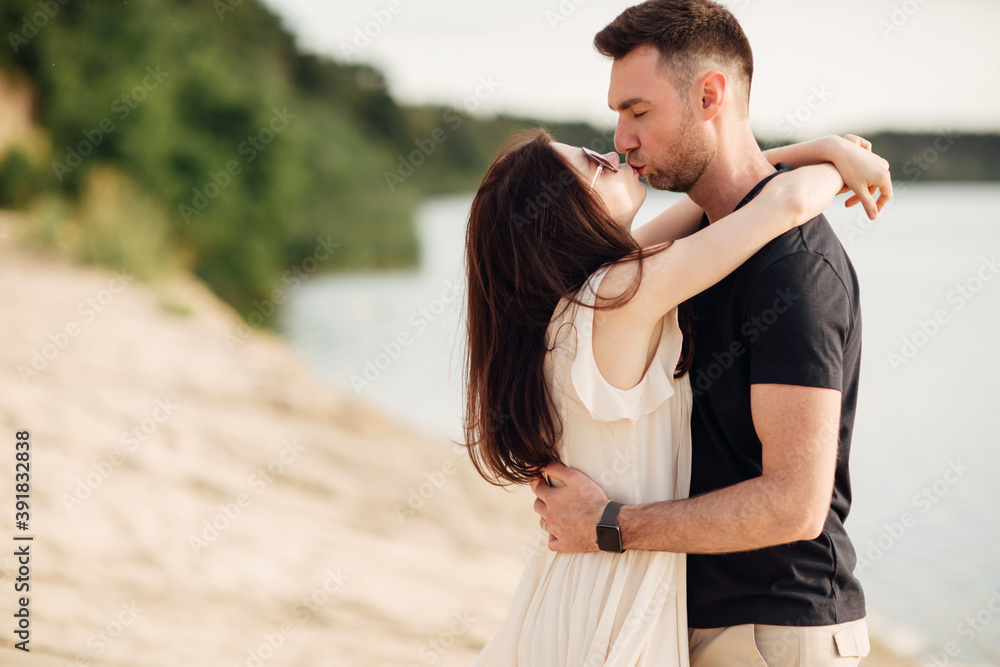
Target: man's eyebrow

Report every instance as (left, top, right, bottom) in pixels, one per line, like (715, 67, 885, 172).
(609, 97, 650, 112)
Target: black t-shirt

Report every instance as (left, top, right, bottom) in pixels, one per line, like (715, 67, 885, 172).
(686, 164, 866, 628)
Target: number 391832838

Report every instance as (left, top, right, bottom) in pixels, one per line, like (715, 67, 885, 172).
(15, 430, 30, 530)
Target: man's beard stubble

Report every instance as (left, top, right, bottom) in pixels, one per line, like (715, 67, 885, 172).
(644, 113, 714, 194)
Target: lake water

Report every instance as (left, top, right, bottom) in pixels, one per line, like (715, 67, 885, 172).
(279, 183, 1000, 665)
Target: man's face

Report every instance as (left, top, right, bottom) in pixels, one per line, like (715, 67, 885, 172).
(608, 46, 714, 193)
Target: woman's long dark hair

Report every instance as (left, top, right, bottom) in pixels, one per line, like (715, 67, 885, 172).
(464, 129, 692, 486)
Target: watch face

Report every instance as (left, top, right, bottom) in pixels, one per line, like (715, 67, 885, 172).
(596, 525, 623, 553)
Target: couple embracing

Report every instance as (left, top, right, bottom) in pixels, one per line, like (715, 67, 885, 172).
(463, 1, 892, 665)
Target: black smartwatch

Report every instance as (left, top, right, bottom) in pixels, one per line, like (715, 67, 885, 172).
(596, 501, 625, 553)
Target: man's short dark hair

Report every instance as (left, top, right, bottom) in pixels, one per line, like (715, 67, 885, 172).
(595, 0, 754, 111)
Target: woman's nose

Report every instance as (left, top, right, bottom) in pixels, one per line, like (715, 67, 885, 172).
(604, 151, 621, 169)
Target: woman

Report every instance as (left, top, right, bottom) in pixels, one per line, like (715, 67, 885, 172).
(464, 130, 889, 665)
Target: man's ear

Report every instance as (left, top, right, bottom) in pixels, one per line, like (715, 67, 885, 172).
(697, 71, 727, 122)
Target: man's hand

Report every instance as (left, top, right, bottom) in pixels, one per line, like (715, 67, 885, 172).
(530, 462, 608, 552)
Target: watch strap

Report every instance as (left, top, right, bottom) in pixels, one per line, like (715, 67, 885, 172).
(600, 501, 624, 527)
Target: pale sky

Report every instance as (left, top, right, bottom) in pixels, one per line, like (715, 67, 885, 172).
(263, 0, 1000, 139)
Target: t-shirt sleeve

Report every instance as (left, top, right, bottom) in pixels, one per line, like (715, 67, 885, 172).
(745, 252, 853, 390)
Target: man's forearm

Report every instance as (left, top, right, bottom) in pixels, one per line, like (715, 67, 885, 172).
(618, 474, 821, 554)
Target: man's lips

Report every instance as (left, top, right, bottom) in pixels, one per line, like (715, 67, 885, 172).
(629, 163, 646, 177)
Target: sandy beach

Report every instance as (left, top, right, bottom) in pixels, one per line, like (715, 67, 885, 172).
(0, 223, 914, 666)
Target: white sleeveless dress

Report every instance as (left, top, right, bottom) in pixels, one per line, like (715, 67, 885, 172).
(473, 267, 693, 666)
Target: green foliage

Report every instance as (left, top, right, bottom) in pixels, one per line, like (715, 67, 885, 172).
(0, 148, 36, 208)
(19, 167, 177, 282)
(384, 106, 619, 196)
(2, 0, 418, 317)
(72, 167, 177, 282)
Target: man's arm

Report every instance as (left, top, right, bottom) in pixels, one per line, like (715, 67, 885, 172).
(533, 384, 840, 553)
(533, 253, 853, 554)
(622, 384, 838, 552)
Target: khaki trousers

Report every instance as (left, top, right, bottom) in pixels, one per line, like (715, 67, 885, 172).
(689, 618, 870, 667)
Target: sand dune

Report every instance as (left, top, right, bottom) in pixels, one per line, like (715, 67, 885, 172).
(0, 228, 912, 666)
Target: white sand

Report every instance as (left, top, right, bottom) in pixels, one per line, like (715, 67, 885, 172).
(0, 228, 538, 666)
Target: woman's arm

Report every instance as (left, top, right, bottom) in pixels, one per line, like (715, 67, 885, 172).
(634, 134, 891, 247)
(766, 134, 893, 220)
(601, 164, 846, 326)
(763, 135, 843, 169)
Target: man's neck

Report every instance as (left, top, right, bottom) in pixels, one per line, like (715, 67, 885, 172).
(687, 130, 776, 224)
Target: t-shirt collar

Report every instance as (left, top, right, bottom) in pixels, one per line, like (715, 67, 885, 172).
(734, 162, 792, 212)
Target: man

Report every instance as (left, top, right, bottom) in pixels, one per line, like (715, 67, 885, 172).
(531, 1, 891, 664)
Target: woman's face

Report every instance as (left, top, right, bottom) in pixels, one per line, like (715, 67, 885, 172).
(553, 142, 647, 230)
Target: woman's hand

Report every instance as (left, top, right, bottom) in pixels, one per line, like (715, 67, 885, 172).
(827, 134, 893, 220)
(763, 134, 893, 221)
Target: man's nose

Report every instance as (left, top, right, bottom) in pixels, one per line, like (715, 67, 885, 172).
(614, 123, 637, 157)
